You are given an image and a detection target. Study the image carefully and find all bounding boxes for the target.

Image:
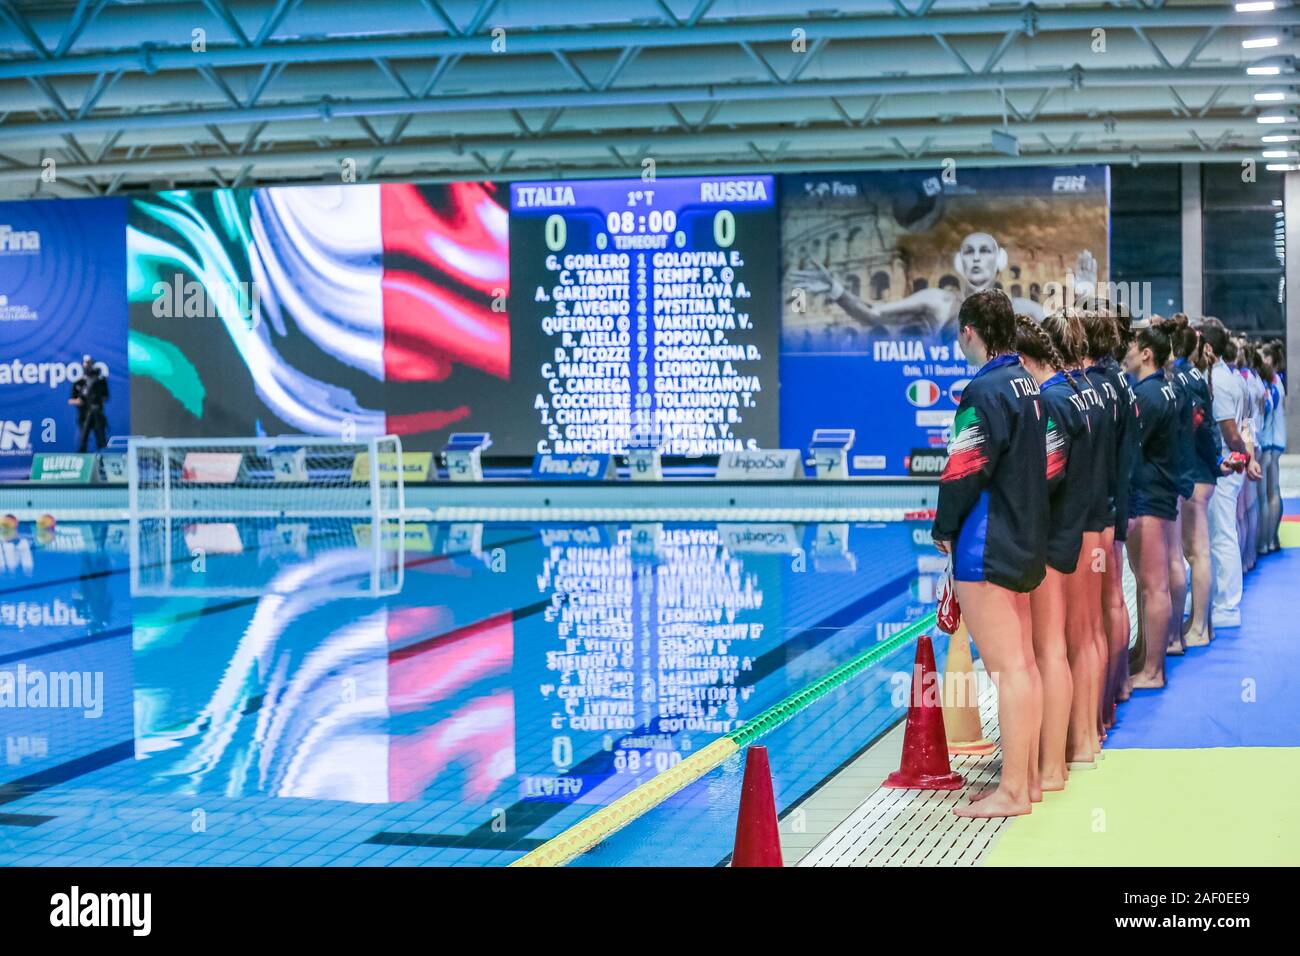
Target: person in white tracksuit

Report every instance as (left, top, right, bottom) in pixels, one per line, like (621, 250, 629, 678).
(1197, 320, 1262, 629)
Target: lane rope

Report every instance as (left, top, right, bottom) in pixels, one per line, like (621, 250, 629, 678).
(510, 611, 938, 867)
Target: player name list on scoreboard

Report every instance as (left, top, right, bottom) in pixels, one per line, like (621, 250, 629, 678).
(508, 176, 780, 457)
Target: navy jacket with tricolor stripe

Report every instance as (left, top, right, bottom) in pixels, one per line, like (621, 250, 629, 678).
(932, 352, 1050, 594)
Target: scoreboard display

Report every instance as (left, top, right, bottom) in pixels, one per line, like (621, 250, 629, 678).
(508, 175, 780, 457)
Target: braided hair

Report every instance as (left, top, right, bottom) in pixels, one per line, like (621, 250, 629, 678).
(1017, 312, 1083, 395)
(1015, 314, 1065, 371)
(1041, 309, 1090, 367)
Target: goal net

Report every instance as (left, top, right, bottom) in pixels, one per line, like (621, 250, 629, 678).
(128, 514, 406, 598)
(127, 435, 406, 521)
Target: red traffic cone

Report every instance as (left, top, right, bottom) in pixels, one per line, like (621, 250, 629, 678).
(731, 745, 783, 867)
(883, 635, 965, 790)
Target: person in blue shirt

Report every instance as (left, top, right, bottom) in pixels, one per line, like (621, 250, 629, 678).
(1123, 324, 1181, 690)
(1079, 310, 1133, 749)
(1157, 315, 1196, 658)
(1040, 309, 1110, 769)
(932, 291, 1049, 818)
(1237, 342, 1266, 574)
(1168, 316, 1222, 649)
(1259, 342, 1287, 554)
(1015, 312, 1092, 792)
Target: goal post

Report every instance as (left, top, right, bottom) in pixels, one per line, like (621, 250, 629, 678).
(126, 435, 407, 522)
(125, 435, 408, 598)
(127, 513, 406, 598)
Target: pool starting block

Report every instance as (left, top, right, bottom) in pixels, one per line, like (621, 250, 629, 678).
(443, 432, 491, 482)
(97, 435, 137, 484)
(624, 431, 664, 482)
(808, 428, 855, 480)
(268, 445, 309, 483)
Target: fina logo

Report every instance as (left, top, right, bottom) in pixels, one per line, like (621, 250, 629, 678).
(1052, 175, 1088, 192)
(538, 454, 602, 478)
(949, 378, 970, 405)
(0, 420, 32, 452)
(0, 225, 40, 254)
(802, 181, 858, 198)
(906, 380, 941, 408)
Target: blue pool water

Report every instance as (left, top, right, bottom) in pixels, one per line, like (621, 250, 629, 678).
(0, 516, 945, 866)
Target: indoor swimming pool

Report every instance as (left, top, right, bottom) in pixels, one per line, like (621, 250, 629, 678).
(0, 515, 945, 867)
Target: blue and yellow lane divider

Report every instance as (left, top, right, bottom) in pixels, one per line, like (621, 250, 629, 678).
(510, 612, 937, 867)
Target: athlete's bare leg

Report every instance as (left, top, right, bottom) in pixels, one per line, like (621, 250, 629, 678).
(1130, 515, 1173, 689)
(1181, 485, 1214, 646)
(1065, 535, 1100, 766)
(1166, 504, 1187, 656)
(1030, 567, 1071, 792)
(954, 580, 1035, 818)
(1103, 530, 1131, 716)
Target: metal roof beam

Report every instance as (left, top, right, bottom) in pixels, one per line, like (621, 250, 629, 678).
(55, 0, 109, 57)
(0, 64, 1267, 145)
(932, 35, 974, 75)
(0, 0, 51, 59)
(254, 0, 301, 47)
(0, 114, 1261, 184)
(5, 7, 1295, 81)
(200, 0, 252, 48)
(0, 147, 1261, 199)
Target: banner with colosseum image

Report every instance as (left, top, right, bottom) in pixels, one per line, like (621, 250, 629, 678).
(778, 165, 1110, 477)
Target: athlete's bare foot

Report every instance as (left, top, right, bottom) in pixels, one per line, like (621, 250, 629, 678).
(1183, 627, 1210, 648)
(1130, 672, 1165, 690)
(1117, 677, 1133, 702)
(954, 788, 1031, 818)
(1167, 639, 1185, 656)
(1067, 749, 1096, 769)
(1039, 771, 1067, 792)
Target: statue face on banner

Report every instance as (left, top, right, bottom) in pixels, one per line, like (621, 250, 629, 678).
(954, 232, 1008, 292)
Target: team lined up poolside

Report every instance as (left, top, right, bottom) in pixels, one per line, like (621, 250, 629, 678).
(933, 291, 1286, 818)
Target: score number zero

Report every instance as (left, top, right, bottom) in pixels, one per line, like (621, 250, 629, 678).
(543, 209, 737, 251)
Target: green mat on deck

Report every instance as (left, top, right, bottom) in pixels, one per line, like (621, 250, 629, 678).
(985, 748, 1300, 866)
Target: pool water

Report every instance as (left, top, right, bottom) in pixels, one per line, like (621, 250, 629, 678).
(0, 516, 944, 866)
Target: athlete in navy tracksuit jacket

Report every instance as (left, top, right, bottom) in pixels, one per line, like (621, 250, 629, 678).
(1172, 356, 1221, 487)
(1094, 357, 1140, 542)
(1164, 359, 1196, 501)
(1078, 367, 1113, 537)
(1040, 371, 1093, 575)
(1128, 368, 1181, 521)
(933, 352, 1049, 593)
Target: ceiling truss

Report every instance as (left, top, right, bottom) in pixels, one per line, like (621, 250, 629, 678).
(0, 0, 1294, 198)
